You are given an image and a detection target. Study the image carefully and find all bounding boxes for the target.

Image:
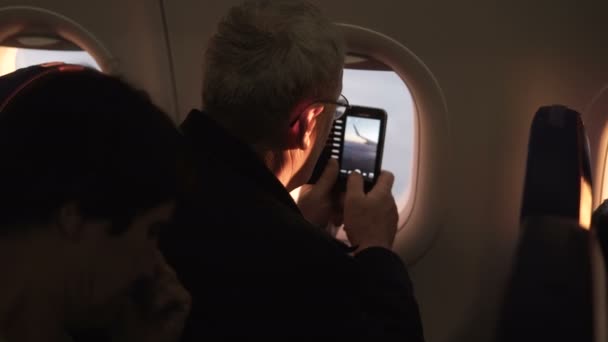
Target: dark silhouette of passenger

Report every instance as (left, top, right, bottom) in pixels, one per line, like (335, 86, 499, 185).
(0, 64, 190, 342)
(161, 0, 424, 339)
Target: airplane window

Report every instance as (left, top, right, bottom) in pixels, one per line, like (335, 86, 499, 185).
(291, 54, 416, 237)
(0, 35, 101, 76)
(343, 54, 415, 211)
(325, 23, 446, 262)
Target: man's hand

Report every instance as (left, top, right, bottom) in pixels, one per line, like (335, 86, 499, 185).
(343, 171, 398, 252)
(112, 252, 191, 342)
(295, 158, 343, 234)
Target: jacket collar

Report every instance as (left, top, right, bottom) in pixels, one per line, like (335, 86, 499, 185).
(180, 109, 356, 253)
(180, 109, 301, 214)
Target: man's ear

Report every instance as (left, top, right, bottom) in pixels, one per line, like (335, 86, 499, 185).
(288, 105, 324, 150)
(55, 203, 86, 241)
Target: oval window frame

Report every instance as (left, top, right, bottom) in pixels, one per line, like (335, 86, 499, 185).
(0, 6, 116, 73)
(337, 23, 450, 264)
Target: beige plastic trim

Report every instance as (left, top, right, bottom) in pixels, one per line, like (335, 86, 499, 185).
(0, 6, 116, 74)
(337, 24, 450, 264)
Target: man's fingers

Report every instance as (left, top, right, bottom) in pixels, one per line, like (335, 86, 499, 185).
(315, 158, 339, 191)
(345, 171, 364, 203)
(331, 192, 345, 226)
(370, 171, 394, 194)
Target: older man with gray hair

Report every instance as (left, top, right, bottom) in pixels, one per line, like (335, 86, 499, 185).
(161, 0, 424, 339)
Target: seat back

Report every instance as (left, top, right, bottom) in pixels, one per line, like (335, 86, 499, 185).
(498, 105, 600, 342)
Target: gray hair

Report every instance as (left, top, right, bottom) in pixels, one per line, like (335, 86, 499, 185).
(202, 0, 346, 147)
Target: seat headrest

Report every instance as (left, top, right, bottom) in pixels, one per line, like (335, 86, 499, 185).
(520, 105, 592, 224)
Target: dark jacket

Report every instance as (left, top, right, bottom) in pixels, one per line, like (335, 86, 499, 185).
(161, 109, 425, 340)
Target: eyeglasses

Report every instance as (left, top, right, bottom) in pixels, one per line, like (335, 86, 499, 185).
(326, 93, 350, 121)
(289, 94, 350, 126)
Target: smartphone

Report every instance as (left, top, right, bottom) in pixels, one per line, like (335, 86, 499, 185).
(308, 105, 387, 192)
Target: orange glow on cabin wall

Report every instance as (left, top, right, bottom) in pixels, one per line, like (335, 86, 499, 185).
(0, 46, 17, 76)
(601, 137, 608, 204)
(579, 177, 592, 230)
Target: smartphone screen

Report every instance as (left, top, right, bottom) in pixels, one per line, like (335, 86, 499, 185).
(340, 115, 382, 182)
(308, 105, 387, 192)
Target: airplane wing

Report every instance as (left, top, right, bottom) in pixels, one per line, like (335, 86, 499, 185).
(353, 124, 376, 145)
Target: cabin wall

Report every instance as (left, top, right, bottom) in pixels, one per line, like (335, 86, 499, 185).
(329, 1, 608, 341)
(330, 1, 608, 341)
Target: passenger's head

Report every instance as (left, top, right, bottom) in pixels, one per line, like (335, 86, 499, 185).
(0, 63, 184, 329)
(202, 0, 345, 189)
